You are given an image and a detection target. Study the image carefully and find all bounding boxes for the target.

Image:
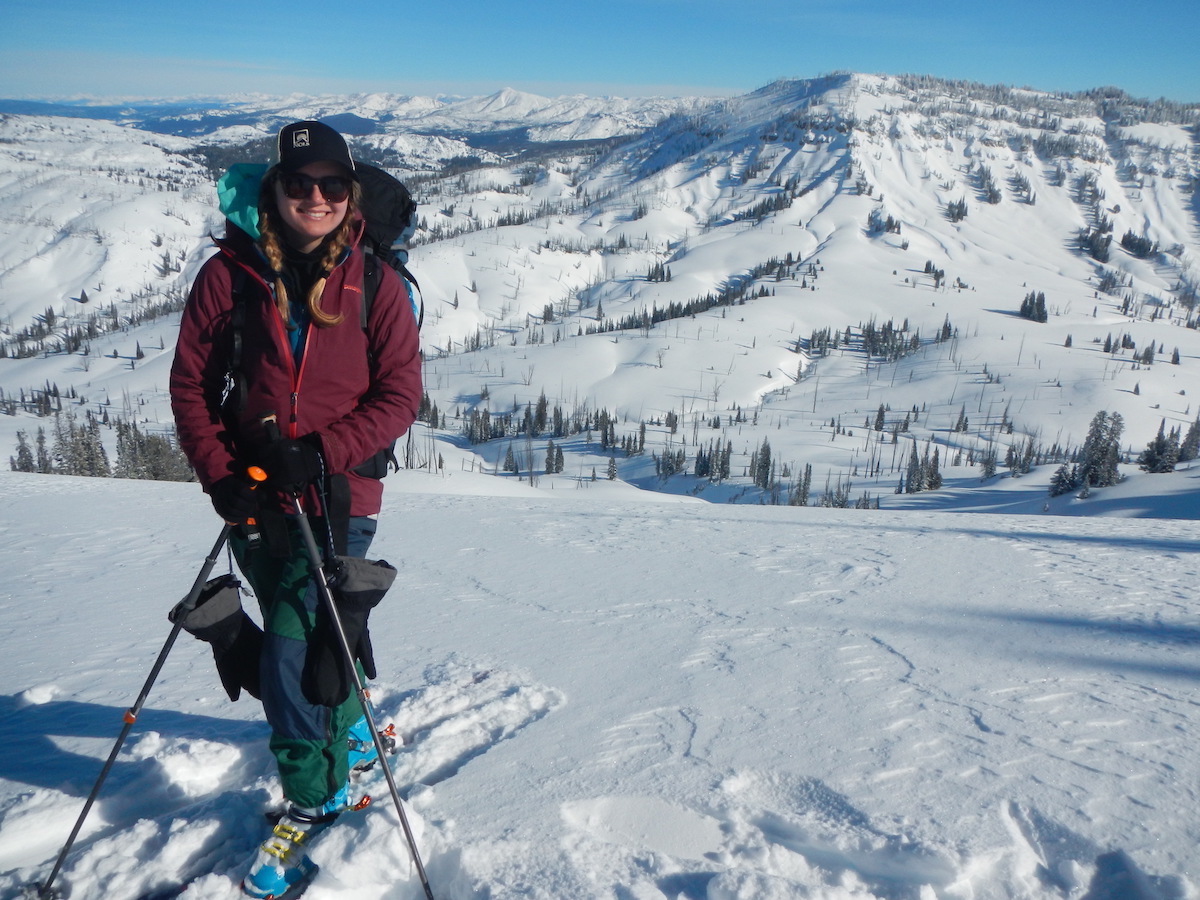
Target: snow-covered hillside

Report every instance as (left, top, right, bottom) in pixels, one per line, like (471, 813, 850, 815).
(1, 72, 1199, 513)
(1, 73, 1200, 900)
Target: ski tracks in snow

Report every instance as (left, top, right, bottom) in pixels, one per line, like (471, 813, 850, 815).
(552, 769, 1191, 900)
(557, 769, 965, 900)
(0, 660, 563, 900)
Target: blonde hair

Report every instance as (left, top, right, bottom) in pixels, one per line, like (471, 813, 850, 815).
(257, 168, 362, 329)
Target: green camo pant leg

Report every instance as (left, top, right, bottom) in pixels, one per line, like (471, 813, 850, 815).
(231, 517, 374, 808)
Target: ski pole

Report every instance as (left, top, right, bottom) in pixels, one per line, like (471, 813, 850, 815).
(34, 523, 234, 900)
(287, 490, 436, 900)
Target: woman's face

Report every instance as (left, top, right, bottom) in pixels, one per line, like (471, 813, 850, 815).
(273, 160, 352, 253)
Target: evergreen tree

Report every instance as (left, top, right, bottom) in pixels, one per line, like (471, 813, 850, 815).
(789, 463, 812, 506)
(533, 392, 549, 435)
(927, 445, 943, 490)
(35, 427, 52, 474)
(753, 438, 773, 489)
(11, 431, 34, 472)
(980, 446, 998, 480)
(1179, 416, 1200, 462)
(1019, 291, 1048, 322)
(1137, 419, 1180, 473)
(1079, 411, 1124, 487)
(905, 444, 923, 493)
(1048, 463, 1076, 496)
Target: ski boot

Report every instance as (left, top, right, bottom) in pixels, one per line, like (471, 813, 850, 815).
(347, 714, 398, 775)
(243, 783, 366, 898)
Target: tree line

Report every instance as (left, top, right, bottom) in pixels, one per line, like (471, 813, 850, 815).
(9, 411, 194, 481)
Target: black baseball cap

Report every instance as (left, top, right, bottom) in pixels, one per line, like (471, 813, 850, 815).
(275, 121, 356, 176)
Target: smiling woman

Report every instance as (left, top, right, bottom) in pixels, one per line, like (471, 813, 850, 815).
(168, 118, 423, 899)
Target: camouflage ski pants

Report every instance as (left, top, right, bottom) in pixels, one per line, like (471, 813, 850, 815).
(231, 515, 375, 808)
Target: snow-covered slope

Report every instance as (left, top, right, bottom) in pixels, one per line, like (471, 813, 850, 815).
(0, 468, 1197, 898)
(1, 73, 1198, 514)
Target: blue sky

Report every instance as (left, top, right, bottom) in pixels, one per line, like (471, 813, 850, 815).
(3, 0, 1197, 103)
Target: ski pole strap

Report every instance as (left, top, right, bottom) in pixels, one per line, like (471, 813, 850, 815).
(324, 473, 352, 557)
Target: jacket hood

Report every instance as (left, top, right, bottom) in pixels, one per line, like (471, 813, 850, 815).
(217, 163, 269, 241)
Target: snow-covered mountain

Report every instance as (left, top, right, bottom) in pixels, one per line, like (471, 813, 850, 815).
(3, 75, 1200, 900)
(0, 87, 714, 145)
(1, 73, 1198, 513)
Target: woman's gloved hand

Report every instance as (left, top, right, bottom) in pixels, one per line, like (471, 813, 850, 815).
(209, 474, 259, 523)
(261, 436, 324, 494)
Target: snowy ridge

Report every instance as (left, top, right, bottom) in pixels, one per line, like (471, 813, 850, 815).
(3, 73, 1200, 514)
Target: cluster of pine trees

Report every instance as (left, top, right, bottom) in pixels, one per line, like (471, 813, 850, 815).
(977, 165, 1002, 204)
(460, 395, 620, 448)
(1019, 291, 1049, 322)
(923, 260, 947, 288)
(586, 254, 818, 338)
(867, 209, 903, 235)
(1120, 230, 1159, 259)
(1136, 416, 1200, 474)
(806, 315, 952, 365)
(9, 411, 193, 481)
(1048, 410, 1125, 496)
(693, 438, 733, 482)
(899, 441, 943, 493)
(1079, 224, 1113, 263)
(0, 289, 183, 361)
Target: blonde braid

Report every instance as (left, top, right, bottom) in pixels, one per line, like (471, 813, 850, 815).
(306, 193, 359, 328)
(256, 205, 294, 329)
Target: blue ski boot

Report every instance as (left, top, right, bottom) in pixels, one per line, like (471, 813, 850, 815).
(347, 714, 398, 774)
(243, 783, 364, 898)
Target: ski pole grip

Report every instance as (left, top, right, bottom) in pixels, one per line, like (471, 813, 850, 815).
(241, 466, 269, 546)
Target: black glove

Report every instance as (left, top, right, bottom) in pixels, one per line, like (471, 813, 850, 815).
(302, 556, 396, 707)
(169, 574, 263, 701)
(209, 474, 258, 523)
(261, 435, 324, 494)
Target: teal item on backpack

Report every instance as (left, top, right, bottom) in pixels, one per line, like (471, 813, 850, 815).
(217, 163, 269, 240)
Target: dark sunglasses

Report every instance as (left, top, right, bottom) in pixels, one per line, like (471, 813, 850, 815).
(279, 172, 353, 203)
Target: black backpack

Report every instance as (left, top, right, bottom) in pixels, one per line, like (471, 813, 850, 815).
(355, 161, 424, 331)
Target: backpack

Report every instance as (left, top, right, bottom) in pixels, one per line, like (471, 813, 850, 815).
(216, 160, 423, 478)
(355, 162, 423, 330)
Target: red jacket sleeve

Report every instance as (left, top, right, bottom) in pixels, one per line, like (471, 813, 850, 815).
(169, 254, 242, 491)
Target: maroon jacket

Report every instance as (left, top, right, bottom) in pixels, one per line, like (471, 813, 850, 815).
(170, 225, 422, 516)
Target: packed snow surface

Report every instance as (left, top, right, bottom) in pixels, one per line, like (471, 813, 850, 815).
(0, 468, 1196, 899)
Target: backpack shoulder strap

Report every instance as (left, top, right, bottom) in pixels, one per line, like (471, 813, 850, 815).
(361, 247, 382, 332)
(223, 267, 250, 415)
(394, 261, 424, 330)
